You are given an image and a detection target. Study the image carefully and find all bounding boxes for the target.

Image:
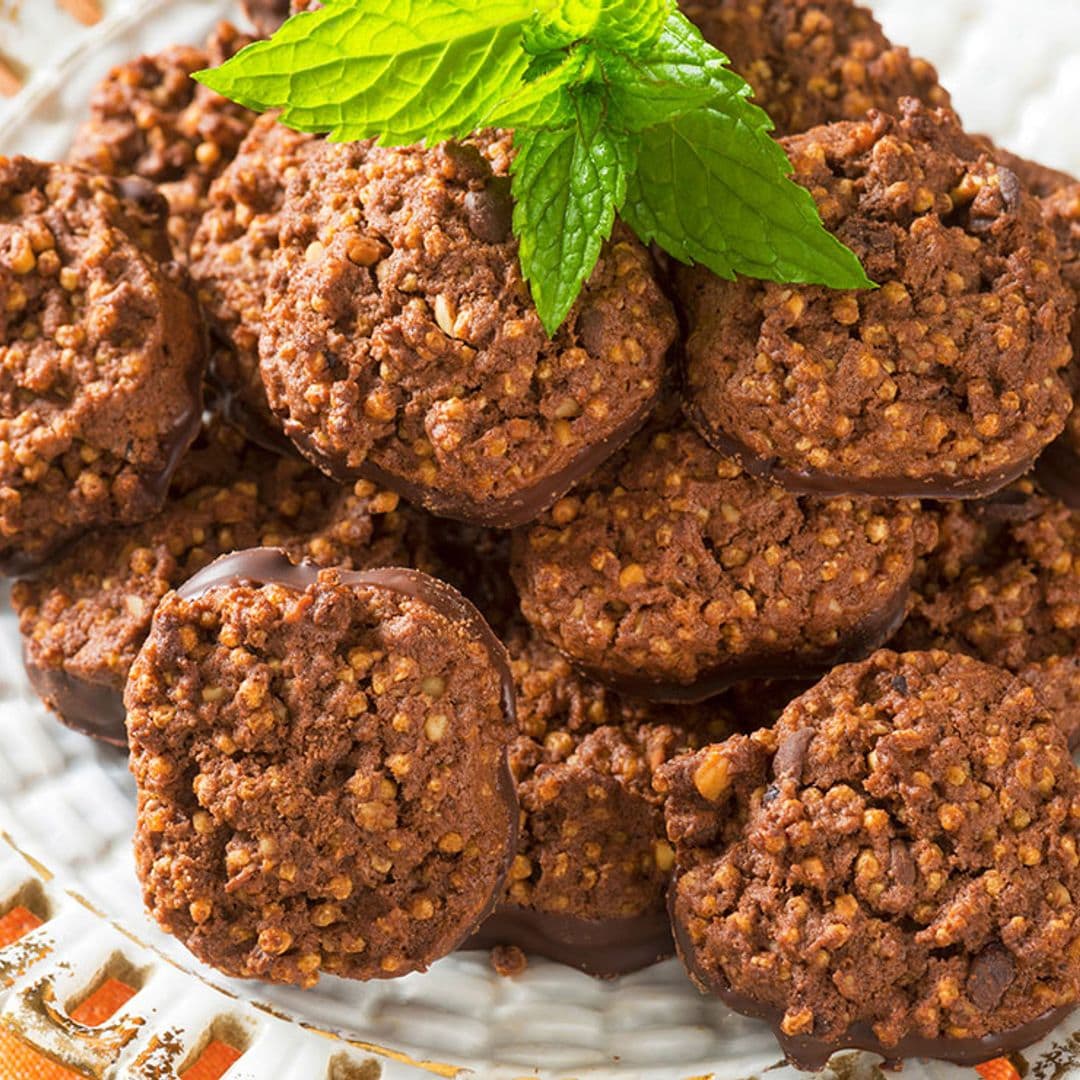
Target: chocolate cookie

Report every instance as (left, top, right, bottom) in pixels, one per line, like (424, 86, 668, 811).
(14, 422, 426, 746)
(0, 158, 206, 571)
(678, 101, 1075, 498)
(189, 113, 322, 447)
(682, 0, 949, 136)
(69, 23, 255, 260)
(513, 416, 934, 700)
(469, 622, 737, 976)
(259, 136, 675, 525)
(1034, 184, 1080, 505)
(126, 549, 517, 986)
(895, 490, 1080, 747)
(658, 650, 1080, 1070)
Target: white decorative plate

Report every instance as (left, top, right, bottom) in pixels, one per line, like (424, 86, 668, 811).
(0, 2, 1079, 1078)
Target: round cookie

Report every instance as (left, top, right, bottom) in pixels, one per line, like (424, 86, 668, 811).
(189, 113, 322, 448)
(678, 101, 1074, 498)
(512, 415, 935, 701)
(0, 157, 206, 571)
(258, 136, 675, 526)
(658, 650, 1080, 1069)
(1034, 184, 1080, 505)
(69, 23, 255, 260)
(126, 549, 517, 986)
(14, 421, 427, 746)
(469, 622, 734, 976)
(895, 489, 1080, 747)
(682, 0, 949, 136)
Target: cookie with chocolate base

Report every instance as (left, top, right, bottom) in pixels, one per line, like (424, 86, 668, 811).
(678, 101, 1074, 498)
(0, 158, 205, 571)
(127, 549, 517, 986)
(469, 621, 741, 976)
(258, 135, 675, 526)
(512, 414, 935, 701)
(658, 650, 1080, 1070)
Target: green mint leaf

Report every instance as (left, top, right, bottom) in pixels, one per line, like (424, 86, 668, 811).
(600, 12, 749, 130)
(623, 105, 874, 290)
(482, 44, 596, 128)
(524, 0, 670, 55)
(512, 91, 636, 335)
(194, 0, 534, 145)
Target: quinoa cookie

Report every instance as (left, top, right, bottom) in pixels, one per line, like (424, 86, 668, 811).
(895, 491, 1080, 747)
(682, 0, 949, 137)
(1034, 184, 1080, 505)
(259, 137, 675, 525)
(470, 622, 736, 975)
(678, 101, 1075, 498)
(0, 157, 206, 571)
(69, 23, 256, 259)
(14, 426, 424, 746)
(512, 416, 935, 701)
(658, 650, 1080, 1070)
(126, 549, 517, 986)
(189, 113, 322, 447)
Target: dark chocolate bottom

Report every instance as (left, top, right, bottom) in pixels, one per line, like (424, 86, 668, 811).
(573, 582, 911, 705)
(279, 390, 661, 528)
(685, 401, 1045, 501)
(1035, 436, 1080, 510)
(24, 656, 127, 748)
(464, 904, 674, 978)
(671, 903, 1076, 1071)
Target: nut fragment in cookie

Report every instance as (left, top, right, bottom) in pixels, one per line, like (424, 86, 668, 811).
(189, 114, 322, 445)
(682, 0, 949, 136)
(69, 23, 256, 259)
(895, 490, 1080, 747)
(126, 549, 517, 986)
(658, 650, 1080, 1070)
(14, 423, 427, 746)
(678, 102, 1075, 498)
(469, 622, 736, 976)
(1034, 184, 1080, 506)
(512, 417, 934, 700)
(0, 157, 206, 571)
(259, 137, 675, 525)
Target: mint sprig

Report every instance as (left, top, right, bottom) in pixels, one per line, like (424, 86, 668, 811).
(198, 0, 874, 335)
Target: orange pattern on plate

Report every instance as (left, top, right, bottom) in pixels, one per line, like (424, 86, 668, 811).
(181, 1039, 244, 1079)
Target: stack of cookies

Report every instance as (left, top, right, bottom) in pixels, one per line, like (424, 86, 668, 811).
(4, 0, 1080, 1070)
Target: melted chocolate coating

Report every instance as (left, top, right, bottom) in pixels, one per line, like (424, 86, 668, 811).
(24, 656, 127, 747)
(465, 905, 674, 978)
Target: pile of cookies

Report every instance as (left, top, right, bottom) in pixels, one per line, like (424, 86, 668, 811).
(4, 0, 1080, 1069)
